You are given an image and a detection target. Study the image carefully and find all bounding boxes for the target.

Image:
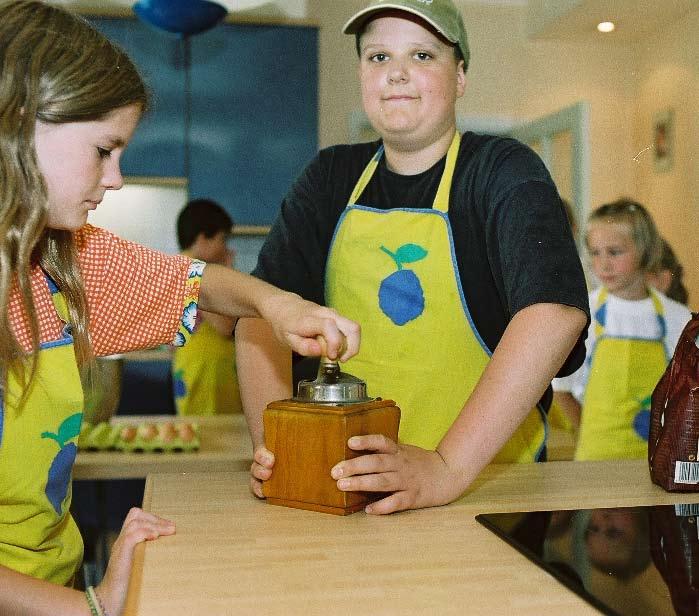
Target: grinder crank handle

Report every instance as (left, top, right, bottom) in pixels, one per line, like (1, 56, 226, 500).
(315, 334, 347, 368)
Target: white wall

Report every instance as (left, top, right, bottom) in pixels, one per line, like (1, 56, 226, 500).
(633, 8, 699, 310)
(87, 181, 187, 255)
(312, 1, 637, 208)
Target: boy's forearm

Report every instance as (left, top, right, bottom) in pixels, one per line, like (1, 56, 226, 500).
(235, 317, 293, 449)
(553, 391, 582, 428)
(437, 303, 587, 492)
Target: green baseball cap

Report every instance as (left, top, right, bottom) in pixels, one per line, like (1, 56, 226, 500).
(343, 0, 470, 68)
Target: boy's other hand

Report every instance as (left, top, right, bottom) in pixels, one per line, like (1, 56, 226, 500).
(330, 436, 463, 515)
(250, 445, 275, 498)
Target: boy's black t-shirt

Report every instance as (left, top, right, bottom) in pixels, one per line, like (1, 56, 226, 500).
(253, 132, 590, 381)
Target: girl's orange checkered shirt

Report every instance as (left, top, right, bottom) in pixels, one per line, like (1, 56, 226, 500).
(9, 225, 203, 355)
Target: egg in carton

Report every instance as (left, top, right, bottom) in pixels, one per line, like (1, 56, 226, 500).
(116, 420, 200, 452)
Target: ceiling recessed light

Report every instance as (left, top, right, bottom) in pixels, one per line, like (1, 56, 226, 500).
(597, 21, 615, 33)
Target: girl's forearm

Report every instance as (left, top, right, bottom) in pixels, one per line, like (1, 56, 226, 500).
(199, 264, 360, 363)
(0, 566, 91, 616)
(437, 303, 587, 492)
(198, 263, 290, 320)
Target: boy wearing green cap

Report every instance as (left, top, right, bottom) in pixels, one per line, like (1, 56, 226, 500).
(237, 0, 589, 514)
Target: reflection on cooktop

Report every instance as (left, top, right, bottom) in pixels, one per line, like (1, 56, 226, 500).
(476, 503, 699, 615)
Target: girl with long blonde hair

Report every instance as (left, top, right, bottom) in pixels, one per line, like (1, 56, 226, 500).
(0, 2, 359, 614)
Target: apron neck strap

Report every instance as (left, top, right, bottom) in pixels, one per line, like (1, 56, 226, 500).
(594, 286, 666, 338)
(42, 270, 70, 324)
(347, 131, 461, 212)
(432, 131, 460, 213)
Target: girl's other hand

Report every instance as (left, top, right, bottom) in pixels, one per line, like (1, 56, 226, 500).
(97, 507, 176, 615)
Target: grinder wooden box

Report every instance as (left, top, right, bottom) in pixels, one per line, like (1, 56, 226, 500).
(262, 398, 400, 515)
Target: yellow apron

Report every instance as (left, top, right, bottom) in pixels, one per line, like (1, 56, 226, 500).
(326, 133, 546, 462)
(575, 288, 668, 461)
(0, 275, 84, 585)
(548, 400, 575, 433)
(172, 319, 242, 415)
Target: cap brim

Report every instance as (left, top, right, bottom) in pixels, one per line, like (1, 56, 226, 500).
(342, 4, 458, 44)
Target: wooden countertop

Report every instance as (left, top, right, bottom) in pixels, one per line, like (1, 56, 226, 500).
(124, 459, 699, 615)
(73, 415, 252, 480)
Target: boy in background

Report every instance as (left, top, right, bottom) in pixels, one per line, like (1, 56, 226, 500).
(173, 199, 242, 415)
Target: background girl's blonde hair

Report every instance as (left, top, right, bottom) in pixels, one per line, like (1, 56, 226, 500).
(0, 0, 148, 396)
(586, 198, 663, 273)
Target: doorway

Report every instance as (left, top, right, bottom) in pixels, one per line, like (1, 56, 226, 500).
(508, 101, 591, 249)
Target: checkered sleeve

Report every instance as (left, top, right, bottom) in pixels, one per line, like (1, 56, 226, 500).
(76, 225, 202, 356)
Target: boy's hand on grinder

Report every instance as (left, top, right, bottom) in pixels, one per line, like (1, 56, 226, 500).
(330, 436, 464, 514)
(250, 445, 275, 498)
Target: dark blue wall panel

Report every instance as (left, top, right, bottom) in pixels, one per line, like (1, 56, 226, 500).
(90, 18, 318, 226)
(91, 18, 187, 177)
(189, 24, 317, 225)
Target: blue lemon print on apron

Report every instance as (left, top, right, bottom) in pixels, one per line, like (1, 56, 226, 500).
(41, 412, 82, 514)
(378, 243, 427, 326)
(633, 394, 652, 440)
(173, 368, 187, 400)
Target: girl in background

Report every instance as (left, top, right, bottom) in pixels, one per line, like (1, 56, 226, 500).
(646, 238, 689, 305)
(0, 2, 358, 614)
(553, 199, 691, 460)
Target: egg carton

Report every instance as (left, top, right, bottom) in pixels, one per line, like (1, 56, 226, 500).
(79, 421, 200, 452)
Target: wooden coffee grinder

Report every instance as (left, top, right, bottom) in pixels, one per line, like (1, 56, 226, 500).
(262, 352, 400, 515)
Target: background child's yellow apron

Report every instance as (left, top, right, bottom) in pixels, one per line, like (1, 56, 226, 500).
(0, 275, 84, 585)
(326, 133, 546, 462)
(172, 320, 242, 415)
(575, 288, 668, 460)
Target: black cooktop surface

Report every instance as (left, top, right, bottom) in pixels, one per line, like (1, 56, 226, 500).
(476, 504, 699, 615)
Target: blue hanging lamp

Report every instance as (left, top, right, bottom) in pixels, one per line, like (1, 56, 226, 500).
(133, 0, 227, 36)
(133, 0, 227, 180)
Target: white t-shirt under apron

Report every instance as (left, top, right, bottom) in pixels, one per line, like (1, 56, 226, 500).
(553, 287, 691, 402)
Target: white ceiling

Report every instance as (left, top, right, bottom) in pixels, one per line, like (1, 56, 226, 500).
(54, 0, 699, 43)
(528, 0, 698, 43)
